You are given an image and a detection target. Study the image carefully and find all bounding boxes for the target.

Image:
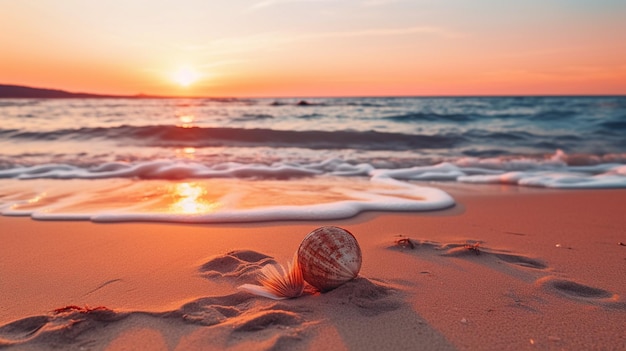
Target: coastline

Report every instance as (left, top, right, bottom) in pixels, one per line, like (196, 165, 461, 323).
(1, 187, 625, 350)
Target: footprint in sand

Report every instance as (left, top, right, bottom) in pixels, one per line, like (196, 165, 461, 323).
(198, 249, 277, 283)
(491, 253, 547, 270)
(536, 276, 625, 308)
(0, 306, 127, 348)
(444, 244, 547, 270)
(391, 237, 547, 271)
(171, 292, 315, 350)
(233, 310, 303, 332)
(390, 236, 624, 309)
(1, 249, 406, 349)
(0, 315, 48, 343)
(322, 277, 402, 316)
(170, 292, 255, 326)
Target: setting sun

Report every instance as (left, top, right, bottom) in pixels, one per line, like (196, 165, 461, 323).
(2, 1, 625, 96)
(171, 66, 200, 87)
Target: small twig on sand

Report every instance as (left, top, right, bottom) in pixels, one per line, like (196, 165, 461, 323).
(395, 237, 415, 249)
(53, 305, 109, 314)
(464, 242, 481, 255)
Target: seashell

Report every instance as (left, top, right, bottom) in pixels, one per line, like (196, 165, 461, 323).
(238, 226, 362, 299)
(238, 254, 305, 300)
(297, 226, 362, 292)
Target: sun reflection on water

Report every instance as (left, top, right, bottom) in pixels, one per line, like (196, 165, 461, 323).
(170, 182, 219, 214)
(175, 147, 196, 159)
(178, 114, 196, 128)
(28, 193, 46, 203)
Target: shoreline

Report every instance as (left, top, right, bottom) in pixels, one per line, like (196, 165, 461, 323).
(1, 188, 625, 350)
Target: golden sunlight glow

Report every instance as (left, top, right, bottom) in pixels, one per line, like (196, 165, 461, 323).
(176, 147, 196, 160)
(178, 114, 195, 128)
(179, 115, 194, 124)
(28, 193, 46, 203)
(172, 66, 200, 87)
(175, 147, 196, 160)
(3, 3, 626, 96)
(170, 182, 218, 214)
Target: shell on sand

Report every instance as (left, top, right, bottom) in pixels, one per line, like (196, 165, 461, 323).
(297, 226, 362, 292)
(238, 254, 304, 300)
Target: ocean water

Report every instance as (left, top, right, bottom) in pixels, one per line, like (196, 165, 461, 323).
(1, 96, 625, 222)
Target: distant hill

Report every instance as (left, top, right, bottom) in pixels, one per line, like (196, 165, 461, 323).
(0, 84, 151, 98)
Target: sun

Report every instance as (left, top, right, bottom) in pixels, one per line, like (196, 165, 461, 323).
(172, 66, 200, 87)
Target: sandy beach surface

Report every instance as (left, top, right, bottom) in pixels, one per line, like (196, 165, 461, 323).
(1, 185, 625, 350)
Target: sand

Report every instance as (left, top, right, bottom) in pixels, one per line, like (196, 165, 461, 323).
(1, 186, 625, 350)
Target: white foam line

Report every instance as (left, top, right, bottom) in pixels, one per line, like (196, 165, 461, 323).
(87, 195, 455, 223)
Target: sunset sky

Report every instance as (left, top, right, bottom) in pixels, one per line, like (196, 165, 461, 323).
(2, 0, 625, 97)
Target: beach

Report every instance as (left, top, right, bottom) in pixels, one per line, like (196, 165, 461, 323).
(2, 186, 625, 350)
(3, 0, 626, 348)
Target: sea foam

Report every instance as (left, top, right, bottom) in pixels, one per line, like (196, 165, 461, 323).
(1, 156, 626, 184)
(1, 156, 625, 223)
(0, 172, 455, 223)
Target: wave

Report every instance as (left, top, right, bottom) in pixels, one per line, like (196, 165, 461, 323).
(1, 154, 625, 189)
(2, 123, 619, 155)
(384, 112, 474, 122)
(296, 113, 323, 119)
(345, 101, 386, 107)
(269, 100, 326, 107)
(231, 114, 275, 122)
(2, 155, 625, 224)
(384, 109, 588, 123)
(0, 99, 42, 107)
(527, 110, 578, 121)
(599, 119, 626, 131)
(0, 125, 460, 150)
(382, 110, 588, 123)
(463, 129, 537, 141)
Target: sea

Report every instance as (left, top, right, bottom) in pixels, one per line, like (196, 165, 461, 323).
(1, 96, 625, 222)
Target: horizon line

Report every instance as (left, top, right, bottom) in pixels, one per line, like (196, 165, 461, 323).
(1, 83, 625, 100)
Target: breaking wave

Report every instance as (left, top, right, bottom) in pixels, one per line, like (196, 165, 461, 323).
(1, 154, 625, 189)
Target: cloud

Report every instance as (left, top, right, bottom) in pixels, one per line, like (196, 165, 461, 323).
(158, 24, 460, 68)
(197, 59, 250, 69)
(306, 26, 461, 39)
(361, 0, 406, 6)
(205, 25, 460, 54)
(250, 0, 422, 9)
(249, 0, 334, 10)
(191, 24, 456, 50)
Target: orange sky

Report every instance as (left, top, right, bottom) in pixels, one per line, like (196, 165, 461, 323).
(1, 1, 625, 97)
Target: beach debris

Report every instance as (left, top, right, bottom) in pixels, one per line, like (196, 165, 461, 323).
(464, 241, 481, 255)
(297, 226, 362, 292)
(238, 254, 305, 300)
(239, 226, 362, 299)
(504, 231, 526, 236)
(53, 305, 110, 314)
(394, 237, 415, 249)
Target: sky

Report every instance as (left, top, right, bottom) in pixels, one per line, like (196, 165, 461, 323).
(1, 0, 625, 97)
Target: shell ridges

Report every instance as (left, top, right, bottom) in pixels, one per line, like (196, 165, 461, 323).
(297, 226, 362, 292)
